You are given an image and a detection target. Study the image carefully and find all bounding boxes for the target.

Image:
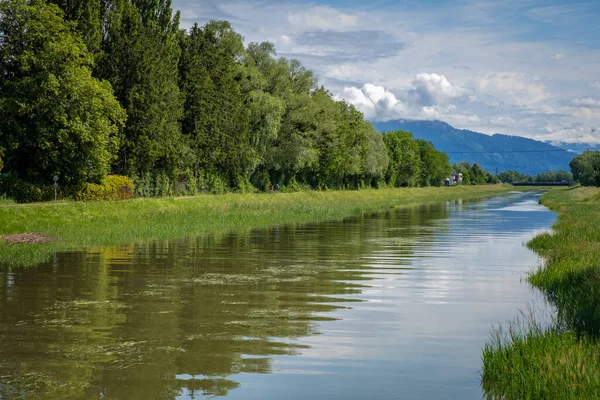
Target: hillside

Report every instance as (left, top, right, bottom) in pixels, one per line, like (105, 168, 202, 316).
(373, 120, 575, 175)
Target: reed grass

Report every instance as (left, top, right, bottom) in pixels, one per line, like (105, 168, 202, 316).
(0, 185, 513, 267)
(482, 186, 600, 399)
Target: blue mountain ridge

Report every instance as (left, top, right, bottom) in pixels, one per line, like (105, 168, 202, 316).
(372, 119, 575, 175)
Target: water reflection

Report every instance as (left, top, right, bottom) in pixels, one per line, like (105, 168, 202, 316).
(0, 193, 555, 399)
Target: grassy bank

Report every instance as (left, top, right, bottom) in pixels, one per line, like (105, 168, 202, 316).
(482, 186, 600, 399)
(0, 185, 514, 267)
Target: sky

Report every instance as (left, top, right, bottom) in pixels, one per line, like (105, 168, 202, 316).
(172, 0, 600, 144)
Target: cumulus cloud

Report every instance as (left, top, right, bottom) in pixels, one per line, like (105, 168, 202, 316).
(408, 73, 468, 106)
(334, 75, 477, 124)
(550, 53, 565, 61)
(287, 6, 359, 31)
(334, 84, 405, 120)
(476, 72, 550, 105)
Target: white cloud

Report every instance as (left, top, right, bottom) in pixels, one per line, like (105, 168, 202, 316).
(287, 6, 360, 31)
(476, 72, 550, 105)
(410, 73, 467, 105)
(491, 116, 518, 127)
(550, 53, 565, 61)
(593, 82, 600, 89)
(571, 97, 600, 108)
(334, 77, 477, 125)
(279, 35, 292, 45)
(334, 84, 405, 120)
(534, 125, 600, 144)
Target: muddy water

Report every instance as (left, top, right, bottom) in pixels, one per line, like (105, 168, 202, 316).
(0, 191, 555, 399)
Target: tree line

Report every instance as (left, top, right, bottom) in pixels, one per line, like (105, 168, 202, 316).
(0, 0, 524, 203)
(497, 170, 574, 185)
(0, 0, 461, 201)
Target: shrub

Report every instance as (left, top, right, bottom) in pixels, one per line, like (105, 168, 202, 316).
(77, 175, 134, 201)
(0, 173, 45, 203)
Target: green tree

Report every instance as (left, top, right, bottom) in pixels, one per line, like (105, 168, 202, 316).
(179, 21, 256, 188)
(570, 151, 600, 186)
(98, 0, 184, 176)
(416, 140, 451, 186)
(363, 128, 389, 186)
(47, 0, 104, 57)
(0, 0, 126, 186)
(383, 130, 420, 187)
(469, 163, 488, 185)
(497, 170, 533, 184)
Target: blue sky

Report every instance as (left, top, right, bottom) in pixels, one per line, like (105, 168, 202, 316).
(172, 0, 600, 144)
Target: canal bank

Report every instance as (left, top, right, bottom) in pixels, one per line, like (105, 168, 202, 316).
(0, 185, 514, 267)
(482, 186, 600, 399)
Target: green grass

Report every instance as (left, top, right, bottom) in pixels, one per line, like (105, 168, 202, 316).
(482, 186, 600, 399)
(0, 185, 514, 267)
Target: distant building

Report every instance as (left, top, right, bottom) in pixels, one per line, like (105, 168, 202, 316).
(451, 172, 463, 184)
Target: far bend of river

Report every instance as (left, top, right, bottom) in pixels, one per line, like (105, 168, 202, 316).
(0, 191, 556, 399)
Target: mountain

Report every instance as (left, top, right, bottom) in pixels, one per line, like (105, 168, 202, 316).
(372, 120, 575, 175)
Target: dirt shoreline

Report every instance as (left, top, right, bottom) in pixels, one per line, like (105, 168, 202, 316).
(0, 233, 54, 244)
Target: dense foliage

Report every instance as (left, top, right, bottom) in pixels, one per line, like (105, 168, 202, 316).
(497, 169, 573, 184)
(452, 162, 499, 185)
(0, 0, 126, 188)
(570, 150, 600, 186)
(0, 0, 492, 201)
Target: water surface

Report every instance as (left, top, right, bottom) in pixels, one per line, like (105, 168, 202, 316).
(0, 191, 555, 399)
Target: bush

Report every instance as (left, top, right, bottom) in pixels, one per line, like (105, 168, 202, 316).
(0, 173, 47, 203)
(170, 169, 199, 197)
(77, 175, 134, 201)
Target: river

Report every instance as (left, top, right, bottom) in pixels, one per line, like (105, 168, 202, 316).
(0, 191, 556, 399)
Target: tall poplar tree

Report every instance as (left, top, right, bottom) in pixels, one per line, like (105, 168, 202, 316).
(179, 21, 253, 186)
(47, 0, 104, 57)
(98, 0, 185, 175)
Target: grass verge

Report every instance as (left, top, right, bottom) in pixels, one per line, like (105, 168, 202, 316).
(0, 185, 514, 267)
(482, 186, 600, 399)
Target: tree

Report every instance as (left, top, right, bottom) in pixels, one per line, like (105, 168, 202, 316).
(363, 128, 388, 186)
(98, 0, 184, 176)
(179, 21, 254, 187)
(47, 0, 104, 57)
(469, 163, 487, 185)
(383, 130, 420, 187)
(570, 151, 600, 186)
(416, 140, 451, 186)
(498, 170, 528, 184)
(0, 0, 126, 186)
